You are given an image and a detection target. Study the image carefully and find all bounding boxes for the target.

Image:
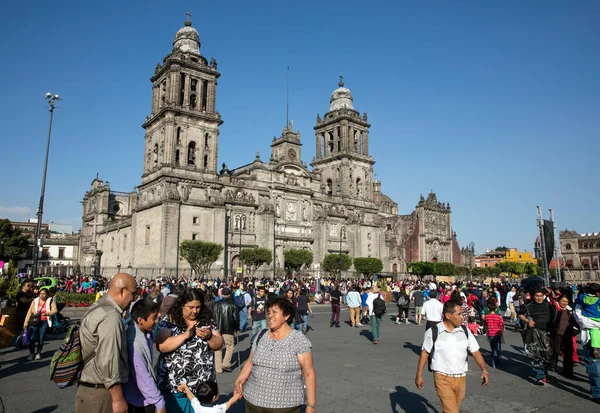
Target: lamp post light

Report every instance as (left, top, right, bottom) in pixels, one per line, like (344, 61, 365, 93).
(32, 93, 60, 279)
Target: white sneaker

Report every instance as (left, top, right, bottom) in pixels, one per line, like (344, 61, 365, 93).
(357, 323, 363, 326)
(405, 320, 410, 324)
(27, 353, 34, 361)
(34, 354, 41, 360)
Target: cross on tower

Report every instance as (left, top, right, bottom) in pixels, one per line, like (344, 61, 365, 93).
(338, 74, 344, 87)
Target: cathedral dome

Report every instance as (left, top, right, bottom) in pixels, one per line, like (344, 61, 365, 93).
(329, 75, 354, 111)
(173, 15, 200, 54)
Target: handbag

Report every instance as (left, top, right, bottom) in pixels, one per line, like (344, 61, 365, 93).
(28, 314, 42, 327)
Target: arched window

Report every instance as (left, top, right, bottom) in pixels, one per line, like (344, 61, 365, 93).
(153, 143, 159, 163)
(175, 149, 180, 165)
(203, 154, 208, 169)
(176, 127, 181, 144)
(356, 178, 362, 197)
(204, 133, 209, 147)
(321, 133, 325, 156)
(326, 179, 333, 195)
(190, 94, 197, 109)
(336, 168, 340, 179)
(328, 132, 334, 154)
(565, 243, 571, 250)
(187, 142, 196, 165)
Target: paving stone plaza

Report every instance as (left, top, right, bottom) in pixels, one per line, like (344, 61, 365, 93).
(0, 303, 598, 413)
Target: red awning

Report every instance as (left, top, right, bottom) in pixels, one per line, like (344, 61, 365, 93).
(583, 259, 590, 266)
(566, 260, 573, 266)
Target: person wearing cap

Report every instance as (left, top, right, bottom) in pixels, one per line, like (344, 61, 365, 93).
(212, 287, 239, 373)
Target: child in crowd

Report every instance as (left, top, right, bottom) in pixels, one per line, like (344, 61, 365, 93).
(177, 381, 240, 413)
(467, 316, 480, 337)
(123, 299, 166, 413)
(576, 283, 600, 358)
(483, 298, 505, 368)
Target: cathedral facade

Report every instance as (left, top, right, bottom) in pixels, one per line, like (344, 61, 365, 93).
(78, 18, 460, 279)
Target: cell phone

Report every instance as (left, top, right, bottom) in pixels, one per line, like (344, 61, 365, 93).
(481, 377, 486, 385)
(198, 325, 211, 330)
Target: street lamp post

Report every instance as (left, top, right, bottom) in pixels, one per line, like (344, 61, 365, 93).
(468, 242, 475, 282)
(32, 93, 60, 278)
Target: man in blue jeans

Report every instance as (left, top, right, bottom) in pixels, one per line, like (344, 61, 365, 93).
(236, 285, 252, 332)
(575, 298, 600, 403)
(249, 286, 267, 342)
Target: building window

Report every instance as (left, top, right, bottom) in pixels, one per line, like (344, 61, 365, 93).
(193, 216, 199, 225)
(192, 233, 198, 240)
(111, 237, 114, 252)
(565, 243, 571, 250)
(175, 149, 180, 165)
(58, 248, 65, 259)
(145, 225, 150, 245)
(188, 142, 196, 165)
(204, 133, 209, 147)
(153, 143, 159, 163)
(326, 179, 333, 195)
(123, 234, 127, 251)
(176, 127, 181, 144)
(203, 154, 208, 169)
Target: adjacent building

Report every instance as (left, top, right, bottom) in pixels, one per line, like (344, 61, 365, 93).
(78, 17, 461, 279)
(559, 230, 600, 282)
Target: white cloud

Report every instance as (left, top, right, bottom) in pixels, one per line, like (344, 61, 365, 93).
(0, 205, 31, 219)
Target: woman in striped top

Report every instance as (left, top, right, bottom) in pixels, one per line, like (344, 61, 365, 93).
(483, 298, 505, 368)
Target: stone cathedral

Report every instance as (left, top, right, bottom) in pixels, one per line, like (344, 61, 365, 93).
(79, 17, 461, 279)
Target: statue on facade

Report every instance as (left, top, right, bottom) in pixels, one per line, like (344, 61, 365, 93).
(210, 57, 217, 70)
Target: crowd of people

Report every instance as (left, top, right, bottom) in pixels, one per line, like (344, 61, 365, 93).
(13, 272, 600, 411)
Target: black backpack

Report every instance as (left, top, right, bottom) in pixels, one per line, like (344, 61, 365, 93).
(427, 324, 469, 372)
(397, 294, 409, 306)
(373, 296, 386, 316)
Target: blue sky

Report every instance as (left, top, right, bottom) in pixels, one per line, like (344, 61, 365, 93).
(0, 1, 598, 254)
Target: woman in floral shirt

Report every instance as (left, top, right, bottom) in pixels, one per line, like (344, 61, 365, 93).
(156, 288, 224, 413)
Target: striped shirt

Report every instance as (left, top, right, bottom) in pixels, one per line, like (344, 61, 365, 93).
(484, 313, 504, 337)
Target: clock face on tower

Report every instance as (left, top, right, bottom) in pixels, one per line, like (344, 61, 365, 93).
(288, 149, 296, 160)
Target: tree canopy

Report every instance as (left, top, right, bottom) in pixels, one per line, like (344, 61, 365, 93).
(0, 219, 29, 262)
(409, 261, 435, 277)
(240, 247, 272, 275)
(284, 249, 313, 272)
(353, 257, 383, 278)
(322, 253, 353, 274)
(494, 246, 509, 251)
(179, 240, 223, 276)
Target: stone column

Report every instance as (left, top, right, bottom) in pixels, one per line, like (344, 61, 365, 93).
(363, 130, 369, 156)
(315, 132, 322, 159)
(165, 74, 171, 105)
(183, 74, 190, 108)
(341, 122, 348, 151)
(208, 81, 216, 113)
(152, 86, 159, 113)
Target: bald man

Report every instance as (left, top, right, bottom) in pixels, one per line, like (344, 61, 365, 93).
(75, 273, 137, 413)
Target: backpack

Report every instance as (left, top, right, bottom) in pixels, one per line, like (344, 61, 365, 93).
(373, 296, 386, 316)
(49, 302, 108, 389)
(427, 324, 469, 372)
(49, 324, 96, 388)
(235, 293, 246, 310)
(397, 294, 409, 306)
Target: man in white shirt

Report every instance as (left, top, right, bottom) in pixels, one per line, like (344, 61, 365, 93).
(365, 286, 382, 344)
(421, 290, 443, 331)
(506, 286, 517, 323)
(415, 300, 489, 413)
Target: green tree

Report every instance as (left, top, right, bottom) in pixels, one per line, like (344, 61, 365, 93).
(353, 257, 384, 278)
(0, 219, 29, 262)
(494, 246, 509, 252)
(524, 262, 540, 276)
(240, 248, 272, 275)
(322, 253, 352, 275)
(434, 262, 457, 276)
(284, 249, 313, 272)
(456, 266, 470, 279)
(488, 265, 502, 278)
(472, 267, 489, 278)
(0, 260, 20, 302)
(180, 240, 223, 277)
(409, 261, 434, 278)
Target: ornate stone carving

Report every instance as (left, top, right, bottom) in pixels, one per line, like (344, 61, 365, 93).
(286, 201, 297, 221)
(224, 188, 255, 204)
(285, 174, 298, 186)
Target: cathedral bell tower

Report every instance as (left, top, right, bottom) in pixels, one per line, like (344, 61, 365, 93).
(311, 76, 374, 200)
(141, 14, 223, 183)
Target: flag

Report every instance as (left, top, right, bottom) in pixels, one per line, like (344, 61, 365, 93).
(543, 219, 554, 264)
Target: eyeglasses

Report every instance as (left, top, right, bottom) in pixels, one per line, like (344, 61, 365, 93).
(122, 287, 138, 299)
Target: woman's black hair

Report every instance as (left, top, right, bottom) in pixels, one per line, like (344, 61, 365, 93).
(487, 297, 497, 311)
(266, 295, 296, 325)
(196, 381, 219, 404)
(171, 288, 212, 330)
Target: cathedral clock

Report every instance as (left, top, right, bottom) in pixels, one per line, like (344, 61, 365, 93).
(288, 149, 296, 160)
